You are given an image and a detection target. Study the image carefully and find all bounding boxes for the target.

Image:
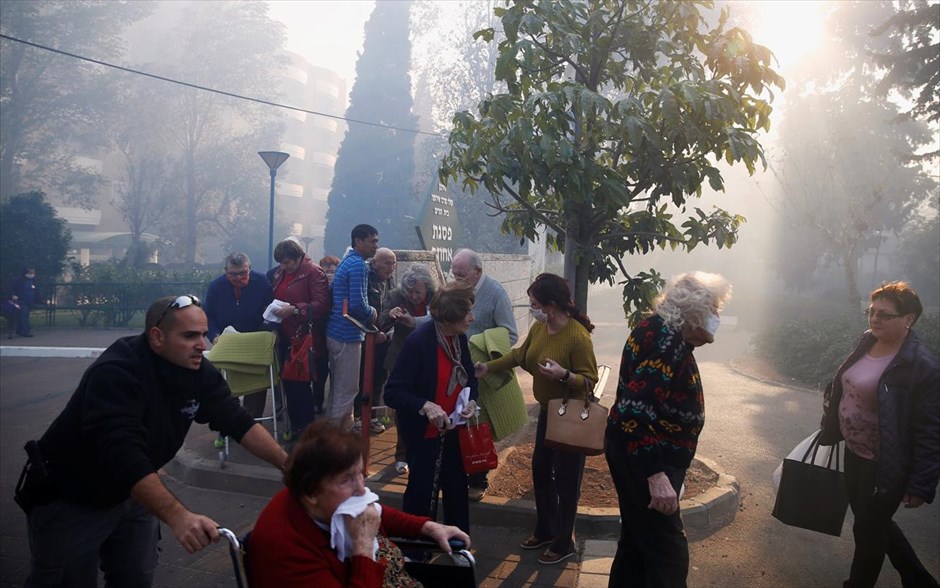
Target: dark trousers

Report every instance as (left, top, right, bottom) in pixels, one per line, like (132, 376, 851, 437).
(402, 429, 470, 533)
(394, 411, 408, 462)
(312, 353, 330, 412)
(605, 429, 689, 588)
(532, 407, 586, 555)
(26, 497, 159, 588)
(843, 449, 938, 588)
(277, 337, 317, 436)
(17, 304, 32, 336)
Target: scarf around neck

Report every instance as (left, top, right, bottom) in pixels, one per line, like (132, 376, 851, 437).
(435, 322, 467, 396)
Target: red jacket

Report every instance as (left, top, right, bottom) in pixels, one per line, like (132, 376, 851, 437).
(248, 488, 430, 587)
(270, 257, 330, 349)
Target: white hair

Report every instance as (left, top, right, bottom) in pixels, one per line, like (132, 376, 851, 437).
(654, 271, 732, 330)
(452, 248, 482, 270)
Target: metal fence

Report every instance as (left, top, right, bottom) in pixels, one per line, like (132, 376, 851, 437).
(44, 281, 211, 327)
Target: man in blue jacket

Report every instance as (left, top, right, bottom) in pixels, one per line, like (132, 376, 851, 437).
(326, 224, 379, 430)
(203, 252, 273, 417)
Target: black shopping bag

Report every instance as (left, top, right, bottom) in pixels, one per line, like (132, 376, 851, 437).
(772, 431, 848, 536)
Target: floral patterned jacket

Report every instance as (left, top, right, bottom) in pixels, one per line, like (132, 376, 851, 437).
(606, 314, 704, 477)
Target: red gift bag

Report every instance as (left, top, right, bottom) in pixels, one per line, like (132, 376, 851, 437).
(458, 421, 498, 474)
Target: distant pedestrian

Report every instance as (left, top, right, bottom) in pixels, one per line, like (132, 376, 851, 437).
(819, 281, 939, 588)
(203, 252, 273, 417)
(474, 273, 597, 565)
(451, 248, 518, 501)
(10, 266, 39, 337)
(605, 271, 732, 587)
(15, 295, 288, 587)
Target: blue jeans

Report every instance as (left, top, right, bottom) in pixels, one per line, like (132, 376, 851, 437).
(26, 497, 160, 588)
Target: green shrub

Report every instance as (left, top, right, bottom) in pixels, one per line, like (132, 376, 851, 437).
(52, 262, 215, 327)
(753, 313, 940, 389)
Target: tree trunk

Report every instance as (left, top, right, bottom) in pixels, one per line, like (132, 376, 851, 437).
(842, 254, 862, 313)
(562, 223, 591, 316)
(183, 147, 197, 265)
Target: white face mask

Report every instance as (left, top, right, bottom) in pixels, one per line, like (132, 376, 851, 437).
(530, 308, 548, 322)
(703, 313, 720, 336)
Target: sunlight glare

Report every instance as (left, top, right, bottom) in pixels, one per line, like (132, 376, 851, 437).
(748, 1, 827, 69)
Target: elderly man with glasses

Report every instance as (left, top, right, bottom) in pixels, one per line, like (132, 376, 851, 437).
(204, 252, 274, 417)
(15, 295, 289, 587)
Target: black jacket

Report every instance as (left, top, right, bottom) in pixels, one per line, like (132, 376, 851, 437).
(820, 329, 939, 503)
(37, 334, 255, 507)
(384, 321, 478, 445)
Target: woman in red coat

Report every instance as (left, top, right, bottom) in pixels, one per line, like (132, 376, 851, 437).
(248, 421, 470, 587)
(269, 239, 330, 438)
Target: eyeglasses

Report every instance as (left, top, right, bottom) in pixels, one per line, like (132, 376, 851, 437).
(863, 308, 904, 321)
(226, 269, 250, 278)
(155, 295, 201, 328)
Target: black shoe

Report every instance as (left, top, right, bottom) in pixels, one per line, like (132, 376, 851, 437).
(18, 333, 33, 338)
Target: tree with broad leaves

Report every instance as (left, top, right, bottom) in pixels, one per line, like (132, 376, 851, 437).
(0, 191, 71, 290)
(0, 1, 151, 203)
(439, 0, 783, 318)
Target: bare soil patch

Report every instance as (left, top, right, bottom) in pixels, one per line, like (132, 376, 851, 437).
(487, 428, 719, 508)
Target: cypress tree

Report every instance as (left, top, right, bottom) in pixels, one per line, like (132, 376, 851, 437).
(323, 1, 418, 255)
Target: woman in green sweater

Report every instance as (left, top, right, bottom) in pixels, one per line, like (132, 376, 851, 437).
(474, 273, 598, 565)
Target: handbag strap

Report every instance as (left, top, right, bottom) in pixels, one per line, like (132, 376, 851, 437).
(802, 430, 822, 464)
(802, 430, 842, 470)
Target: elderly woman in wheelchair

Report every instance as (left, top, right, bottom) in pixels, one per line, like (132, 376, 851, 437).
(247, 421, 470, 587)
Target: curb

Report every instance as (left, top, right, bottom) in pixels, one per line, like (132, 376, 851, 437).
(469, 449, 740, 537)
(167, 448, 739, 539)
(727, 357, 819, 394)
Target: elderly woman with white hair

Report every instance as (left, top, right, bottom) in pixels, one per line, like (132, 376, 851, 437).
(604, 271, 732, 588)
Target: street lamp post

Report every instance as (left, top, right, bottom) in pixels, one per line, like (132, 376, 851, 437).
(258, 151, 290, 268)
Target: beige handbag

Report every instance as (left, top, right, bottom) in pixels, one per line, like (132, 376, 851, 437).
(544, 377, 608, 456)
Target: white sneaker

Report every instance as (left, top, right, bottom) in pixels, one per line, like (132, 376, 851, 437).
(395, 461, 409, 475)
(370, 418, 386, 434)
(351, 418, 362, 434)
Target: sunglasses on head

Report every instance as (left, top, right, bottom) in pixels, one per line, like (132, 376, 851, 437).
(155, 295, 201, 328)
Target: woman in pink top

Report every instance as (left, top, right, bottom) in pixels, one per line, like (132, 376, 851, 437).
(819, 282, 939, 588)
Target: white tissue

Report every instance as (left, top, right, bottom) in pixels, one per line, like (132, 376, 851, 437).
(330, 489, 382, 561)
(262, 299, 290, 323)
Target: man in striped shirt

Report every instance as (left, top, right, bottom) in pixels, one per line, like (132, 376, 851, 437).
(325, 224, 379, 430)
